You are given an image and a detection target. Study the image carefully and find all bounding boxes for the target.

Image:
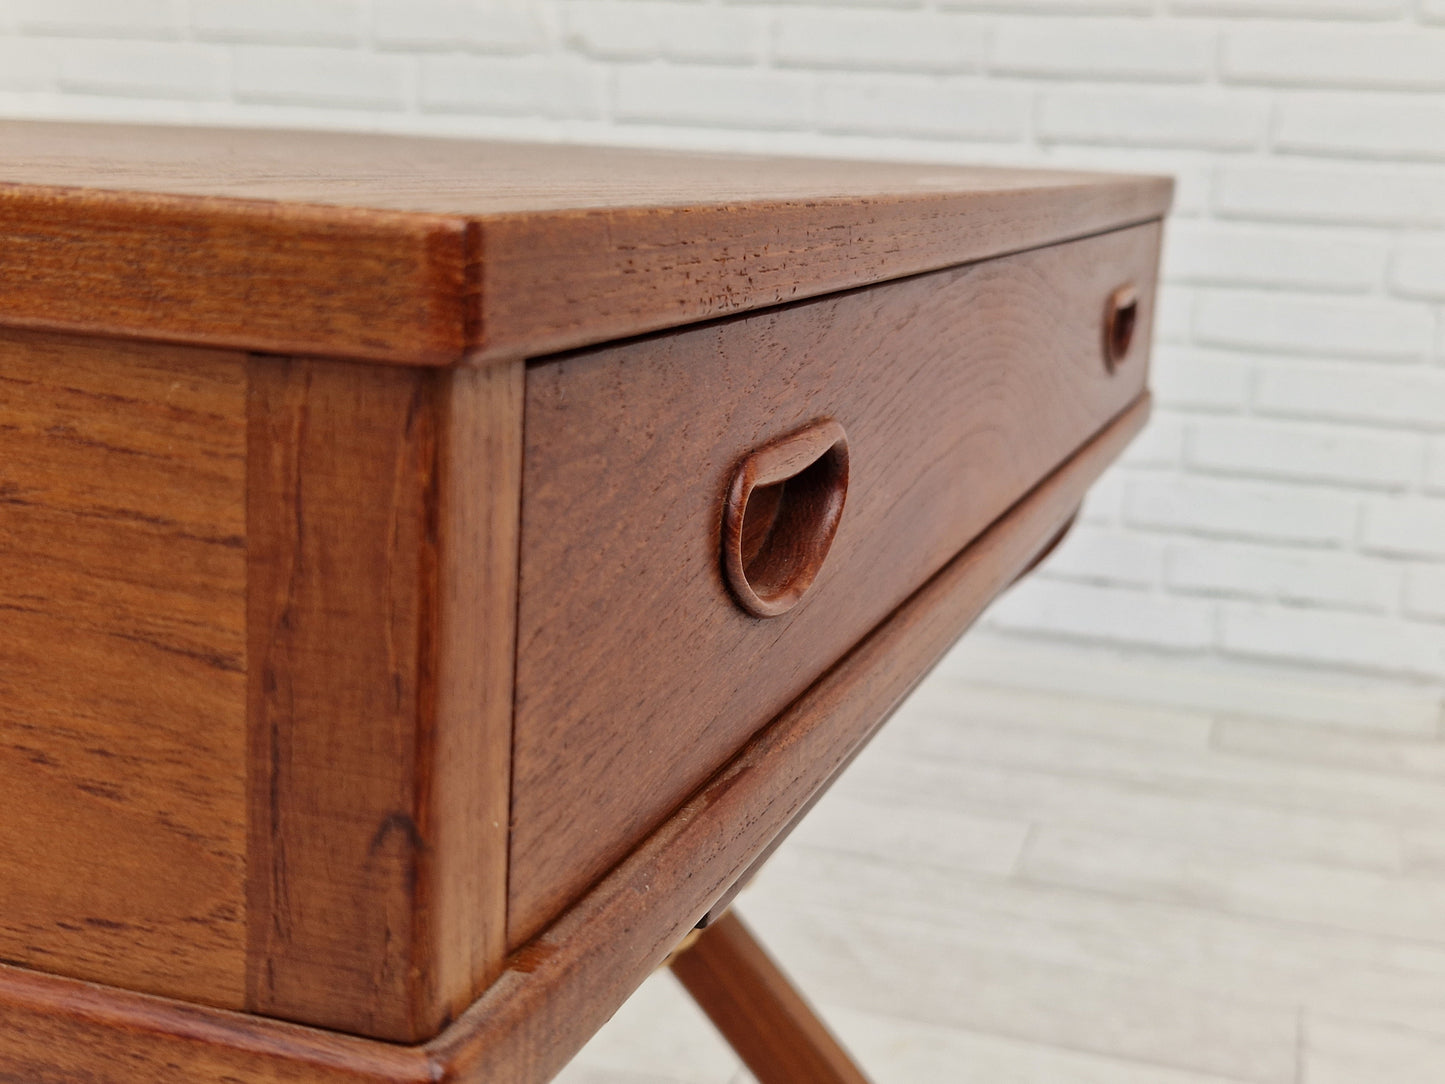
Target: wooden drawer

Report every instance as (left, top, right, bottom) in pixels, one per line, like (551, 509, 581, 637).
(509, 221, 1160, 944)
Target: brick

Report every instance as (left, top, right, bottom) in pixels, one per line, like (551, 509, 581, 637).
(234, 45, 410, 110)
(774, 11, 983, 73)
(1255, 360, 1445, 430)
(943, 0, 1152, 10)
(1186, 417, 1421, 491)
(1173, 0, 1402, 14)
(1150, 346, 1251, 413)
(818, 75, 1027, 141)
(1036, 527, 1164, 588)
(1216, 162, 1445, 227)
(1278, 94, 1445, 162)
(1125, 476, 1357, 546)
(421, 54, 604, 119)
(1406, 565, 1445, 621)
(1167, 540, 1400, 611)
(376, 2, 548, 53)
(1194, 289, 1432, 362)
(192, 1, 361, 45)
(1220, 604, 1445, 679)
(1038, 87, 1267, 151)
(1121, 413, 1185, 468)
(988, 579, 1215, 651)
(992, 19, 1211, 82)
(722, 0, 919, 7)
(1362, 497, 1445, 559)
(1079, 469, 1126, 525)
(1429, 442, 1445, 494)
(1163, 221, 1385, 293)
(58, 40, 227, 99)
(1223, 26, 1445, 89)
(13, 0, 181, 38)
(0, 36, 58, 90)
(564, 2, 759, 65)
(1154, 285, 1193, 344)
(615, 64, 811, 131)
(1392, 241, 1445, 300)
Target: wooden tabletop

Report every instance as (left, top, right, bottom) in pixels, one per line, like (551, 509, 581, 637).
(0, 120, 1172, 365)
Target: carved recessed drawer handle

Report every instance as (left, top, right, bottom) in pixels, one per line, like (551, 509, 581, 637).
(1104, 283, 1139, 371)
(722, 419, 850, 619)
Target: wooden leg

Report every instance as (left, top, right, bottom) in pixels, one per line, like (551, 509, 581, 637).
(669, 911, 871, 1084)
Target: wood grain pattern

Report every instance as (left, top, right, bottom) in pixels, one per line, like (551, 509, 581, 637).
(472, 189, 1167, 364)
(0, 395, 1147, 1084)
(510, 222, 1160, 946)
(429, 392, 1152, 1084)
(425, 359, 523, 1030)
(722, 418, 850, 619)
(0, 962, 431, 1084)
(0, 121, 1171, 366)
(671, 911, 871, 1084)
(0, 185, 470, 367)
(0, 327, 249, 1007)
(245, 356, 521, 1042)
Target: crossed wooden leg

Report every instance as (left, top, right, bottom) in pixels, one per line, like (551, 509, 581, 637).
(670, 911, 871, 1084)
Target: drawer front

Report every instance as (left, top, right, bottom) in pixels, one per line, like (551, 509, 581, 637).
(510, 222, 1160, 945)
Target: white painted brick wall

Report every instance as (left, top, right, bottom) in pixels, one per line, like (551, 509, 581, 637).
(193, 2, 364, 47)
(1221, 26, 1445, 90)
(1363, 497, 1445, 559)
(1277, 94, 1445, 161)
(1185, 417, 1423, 491)
(0, 1, 1442, 691)
(1167, 538, 1402, 611)
(1124, 476, 1359, 546)
(1430, 441, 1445, 492)
(1406, 563, 1445, 621)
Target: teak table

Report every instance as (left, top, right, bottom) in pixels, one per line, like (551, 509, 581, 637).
(0, 121, 1168, 1083)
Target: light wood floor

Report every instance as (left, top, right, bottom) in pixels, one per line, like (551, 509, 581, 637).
(557, 642, 1445, 1083)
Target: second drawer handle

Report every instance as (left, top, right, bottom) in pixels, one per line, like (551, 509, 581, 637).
(1104, 283, 1139, 371)
(722, 419, 849, 619)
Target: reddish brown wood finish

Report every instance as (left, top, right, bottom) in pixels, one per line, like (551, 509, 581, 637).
(0, 962, 432, 1084)
(245, 357, 521, 1042)
(0, 121, 1172, 365)
(722, 418, 850, 619)
(0, 185, 471, 367)
(0, 328, 249, 1008)
(0, 123, 1170, 1072)
(428, 360, 524, 1033)
(509, 222, 1160, 946)
(0, 394, 1149, 1084)
(672, 911, 871, 1084)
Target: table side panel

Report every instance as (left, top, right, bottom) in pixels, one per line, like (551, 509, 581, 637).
(245, 356, 519, 1043)
(510, 222, 1160, 946)
(0, 327, 249, 1006)
(427, 360, 522, 1030)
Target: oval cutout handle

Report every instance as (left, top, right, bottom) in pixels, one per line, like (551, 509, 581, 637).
(1104, 283, 1139, 371)
(722, 419, 849, 619)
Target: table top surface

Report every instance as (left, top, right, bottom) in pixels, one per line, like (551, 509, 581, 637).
(0, 120, 1173, 365)
(1, 120, 1168, 217)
